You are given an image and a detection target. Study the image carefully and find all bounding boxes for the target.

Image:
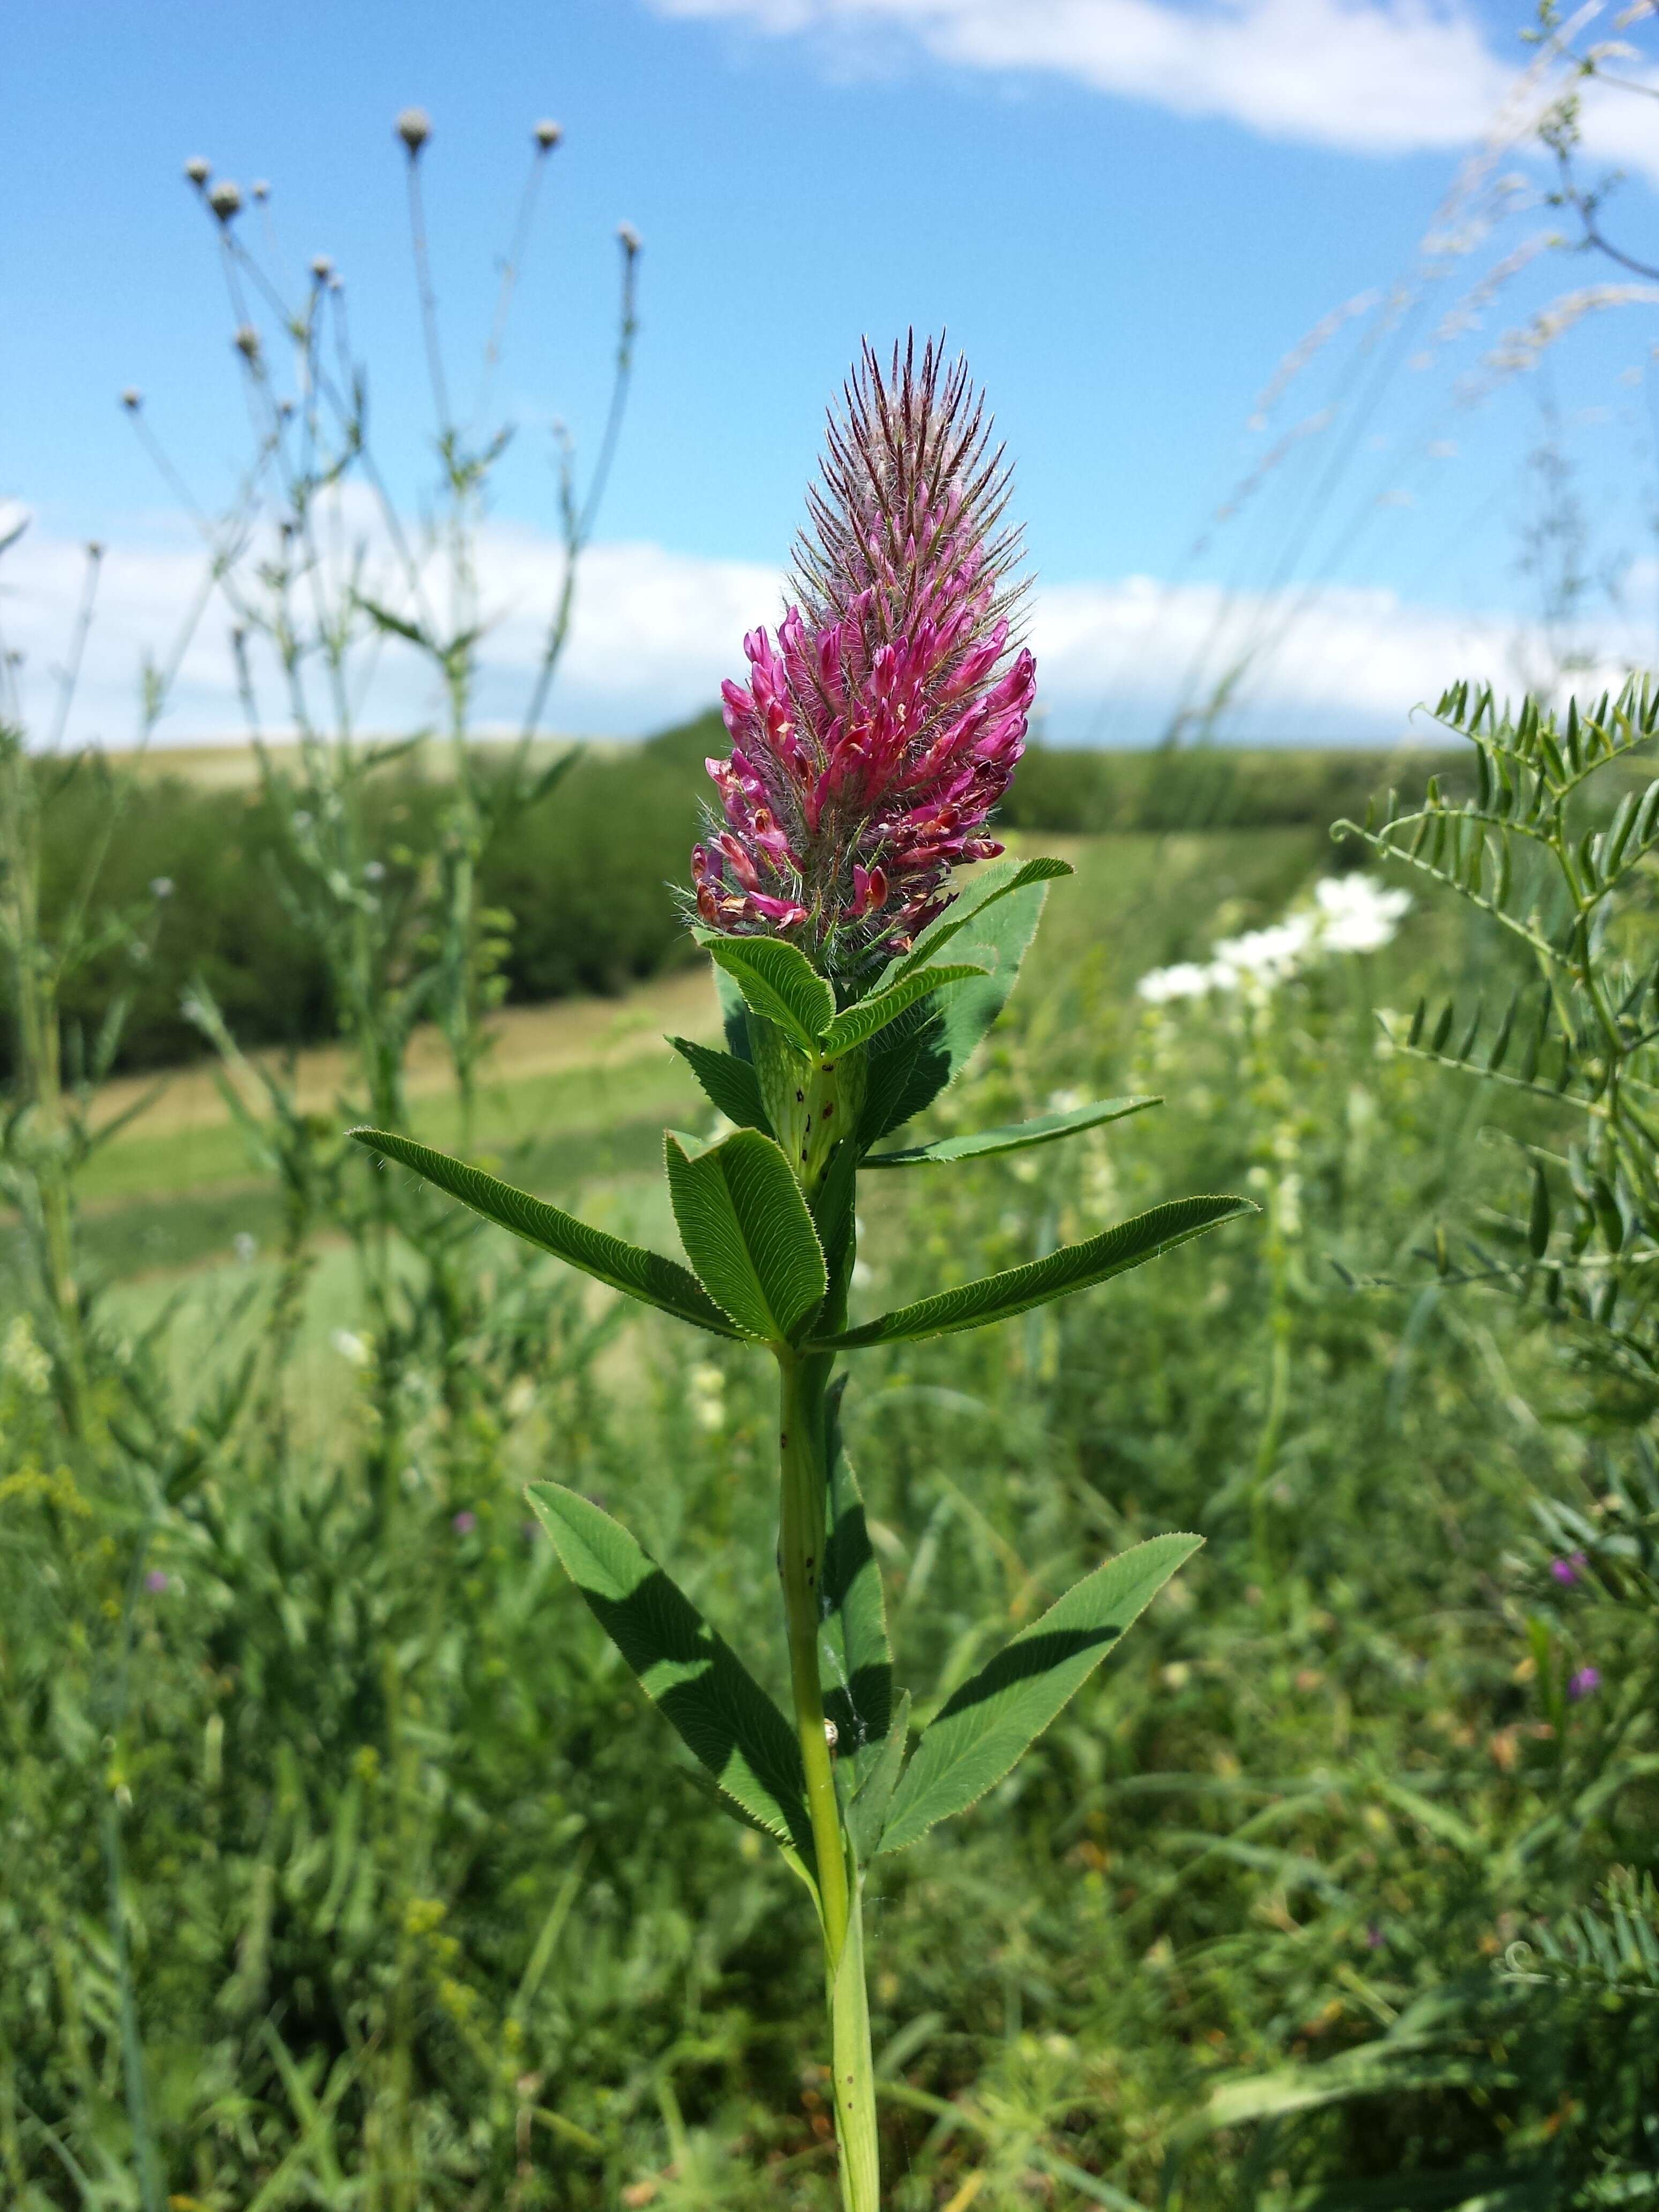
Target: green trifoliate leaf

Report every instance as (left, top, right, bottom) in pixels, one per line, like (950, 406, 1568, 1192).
(876, 1533, 1202, 1855)
(813, 1194, 1254, 1348)
(664, 1127, 827, 1344)
(861, 863, 1059, 1147)
(668, 1035, 771, 1133)
(821, 1378, 892, 1791)
(818, 964, 989, 1058)
(349, 1127, 741, 1339)
(526, 1482, 812, 1855)
(863, 1096, 1160, 1168)
(700, 934, 834, 1053)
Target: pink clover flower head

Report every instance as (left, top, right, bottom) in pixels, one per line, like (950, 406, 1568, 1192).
(452, 1509, 477, 1536)
(692, 334, 1034, 976)
(1567, 1664, 1601, 1701)
(145, 1568, 169, 1595)
(1549, 1550, 1588, 1587)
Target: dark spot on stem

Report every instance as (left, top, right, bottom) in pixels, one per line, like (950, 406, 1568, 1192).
(796, 1089, 805, 1102)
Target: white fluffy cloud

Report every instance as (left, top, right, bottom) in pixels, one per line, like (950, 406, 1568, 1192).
(648, 0, 1659, 173)
(1, 508, 1633, 753)
(649, 0, 1515, 155)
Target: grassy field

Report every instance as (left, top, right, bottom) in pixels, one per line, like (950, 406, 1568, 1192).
(5, 813, 1654, 2211)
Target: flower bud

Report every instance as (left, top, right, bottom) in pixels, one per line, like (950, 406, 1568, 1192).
(533, 118, 563, 150)
(252, 178, 270, 201)
(207, 179, 243, 223)
(234, 324, 260, 360)
(396, 106, 432, 155)
(120, 387, 142, 412)
(310, 255, 334, 282)
(617, 221, 642, 256)
(184, 155, 211, 186)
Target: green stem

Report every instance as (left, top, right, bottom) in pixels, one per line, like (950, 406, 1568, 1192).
(776, 1349, 879, 2212)
(778, 1352, 849, 1956)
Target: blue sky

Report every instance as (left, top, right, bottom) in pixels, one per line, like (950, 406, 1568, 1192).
(3, 0, 1657, 746)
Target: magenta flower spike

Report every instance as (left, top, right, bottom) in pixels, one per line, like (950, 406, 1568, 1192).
(693, 334, 1035, 977)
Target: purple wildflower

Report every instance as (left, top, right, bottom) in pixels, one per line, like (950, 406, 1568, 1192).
(1549, 1550, 1588, 1587)
(145, 1568, 169, 1594)
(452, 1509, 477, 1536)
(1364, 1922, 1386, 1951)
(1567, 1665, 1601, 1701)
(693, 334, 1035, 977)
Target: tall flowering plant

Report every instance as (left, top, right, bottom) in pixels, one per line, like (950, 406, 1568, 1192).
(353, 338, 1250, 2207)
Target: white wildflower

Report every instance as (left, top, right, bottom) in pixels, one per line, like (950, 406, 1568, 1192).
(331, 1329, 370, 1367)
(1137, 960, 1217, 1004)
(1135, 873, 1410, 1004)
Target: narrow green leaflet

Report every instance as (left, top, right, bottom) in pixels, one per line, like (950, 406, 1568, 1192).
(863, 1096, 1159, 1168)
(820, 1378, 892, 1791)
(884, 855, 1074, 985)
(877, 1533, 1202, 1854)
(349, 1127, 741, 1339)
(664, 1127, 827, 1343)
(818, 964, 988, 1059)
(527, 1482, 812, 1855)
(861, 866, 1060, 1146)
(814, 1194, 1254, 1348)
(847, 1690, 909, 1863)
(668, 1035, 771, 1132)
(701, 934, 834, 1053)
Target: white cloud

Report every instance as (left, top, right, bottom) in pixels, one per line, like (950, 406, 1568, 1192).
(649, 0, 1516, 155)
(1031, 571, 1645, 738)
(0, 510, 783, 748)
(3, 509, 1641, 753)
(649, 0, 1659, 174)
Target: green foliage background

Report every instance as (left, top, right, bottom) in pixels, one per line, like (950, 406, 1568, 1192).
(6, 725, 1469, 1080)
(5, 780, 1654, 2208)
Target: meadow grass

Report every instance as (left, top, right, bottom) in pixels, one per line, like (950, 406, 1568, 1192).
(5, 816, 1649, 2211)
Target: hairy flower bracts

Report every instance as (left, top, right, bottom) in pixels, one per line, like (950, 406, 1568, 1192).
(693, 337, 1035, 977)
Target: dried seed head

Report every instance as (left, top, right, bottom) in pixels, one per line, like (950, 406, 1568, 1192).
(617, 221, 641, 256)
(310, 255, 334, 283)
(234, 324, 261, 360)
(87, 541, 104, 561)
(184, 155, 211, 186)
(251, 178, 270, 203)
(533, 118, 563, 151)
(120, 387, 143, 412)
(207, 179, 243, 223)
(396, 106, 432, 155)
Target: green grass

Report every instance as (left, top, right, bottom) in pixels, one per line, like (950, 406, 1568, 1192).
(5, 820, 1653, 2212)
